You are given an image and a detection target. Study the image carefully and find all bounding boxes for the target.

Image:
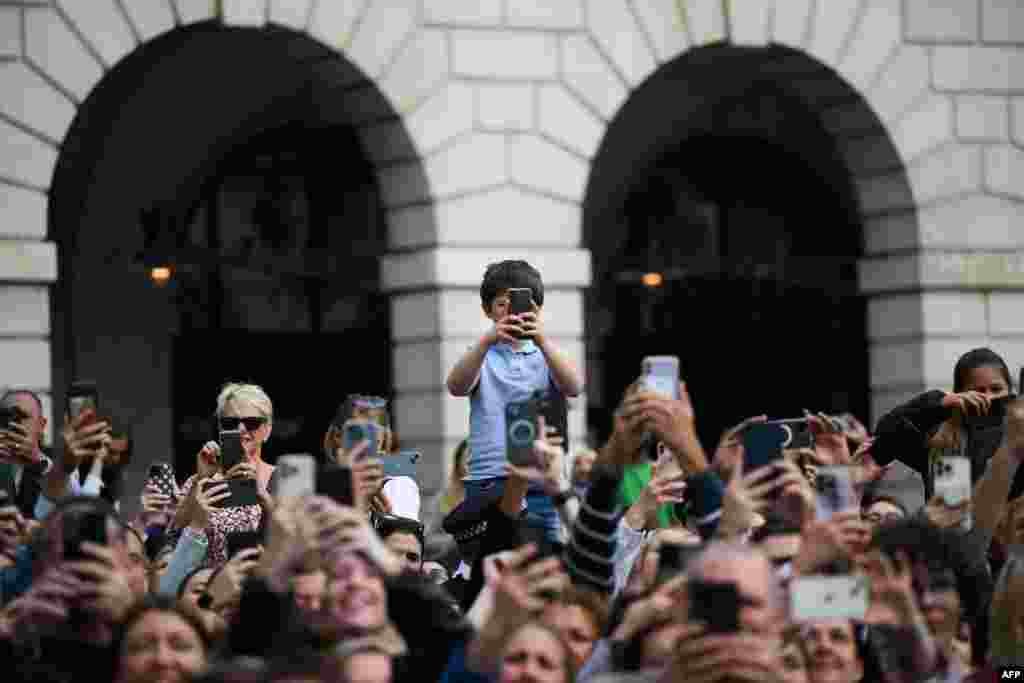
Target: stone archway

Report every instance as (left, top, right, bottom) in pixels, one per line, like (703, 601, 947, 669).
(583, 42, 895, 442)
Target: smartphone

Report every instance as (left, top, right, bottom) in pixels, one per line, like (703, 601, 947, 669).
(508, 288, 533, 339)
(341, 421, 379, 461)
(219, 429, 244, 471)
(789, 575, 870, 622)
(933, 455, 972, 530)
(67, 381, 99, 425)
(534, 391, 568, 453)
(788, 419, 815, 449)
(869, 624, 916, 675)
(147, 462, 178, 504)
(508, 288, 533, 316)
(506, 399, 540, 467)
(743, 422, 790, 472)
(202, 478, 259, 509)
(226, 530, 263, 559)
(382, 450, 420, 478)
(0, 405, 20, 431)
(641, 356, 681, 400)
(63, 509, 108, 560)
(656, 542, 703, 584)
(688, 579, 739, 633)
(276, 454, 316, 499)
(964, 394, 1016, 430)
(815, 465, 856, 521)
(318, 464, 354, 507)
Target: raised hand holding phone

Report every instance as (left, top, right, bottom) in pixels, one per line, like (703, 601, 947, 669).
(189, 477, 229, 530)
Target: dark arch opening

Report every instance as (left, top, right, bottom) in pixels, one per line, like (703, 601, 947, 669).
(48, 21, 427, 505)
(584, 43, 911, 448)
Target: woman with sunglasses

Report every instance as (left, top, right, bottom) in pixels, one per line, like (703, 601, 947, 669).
(170, 383, 274, 567)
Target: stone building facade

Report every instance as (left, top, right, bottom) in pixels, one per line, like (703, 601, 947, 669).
(2, 0, 1024, 507)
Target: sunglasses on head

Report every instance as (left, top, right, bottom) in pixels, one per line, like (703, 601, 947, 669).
(219, 416, 267, 431)
(349, 394, 389, 410)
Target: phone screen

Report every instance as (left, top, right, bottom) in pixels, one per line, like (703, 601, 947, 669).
(342, 422, 379, 460)
(688, 579, 739, 633)
(317, 465, 354, 507)
(657, 542, 703, 584)
(508, 288, 533, 316)
(202, 478, 258, 509)
(219, 430, 244, 471)
(743, 423, 789, 472)
(226, 530, 263, 559)
(63, 509, 108, 560)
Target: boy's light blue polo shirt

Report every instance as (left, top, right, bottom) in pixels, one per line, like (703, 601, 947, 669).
(466, 339, 560, 482)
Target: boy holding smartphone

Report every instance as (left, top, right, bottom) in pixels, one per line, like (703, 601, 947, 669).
(446, 260, 583, 539)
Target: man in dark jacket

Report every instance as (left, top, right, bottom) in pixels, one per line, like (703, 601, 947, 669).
(0, 389, 52, 517)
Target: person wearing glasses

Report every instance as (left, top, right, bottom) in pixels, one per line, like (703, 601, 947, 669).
(326, 394, 421, 521)
(170, 382, 273, 567)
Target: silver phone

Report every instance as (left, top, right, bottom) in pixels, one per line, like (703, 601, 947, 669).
(933, 455, 972, 530)
(641, 356, 681, 400)
(276, 454, 316, 499)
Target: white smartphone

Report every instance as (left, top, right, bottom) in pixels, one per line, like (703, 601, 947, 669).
(276, 454, 316, 499)
(789, 575, 870, 622)
(933, 455, 972, 530)
(641, 356, 681, 400)
(815, 466, 856, 521)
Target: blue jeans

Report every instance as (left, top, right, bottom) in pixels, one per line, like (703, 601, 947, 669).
(463, 478, 561, 543)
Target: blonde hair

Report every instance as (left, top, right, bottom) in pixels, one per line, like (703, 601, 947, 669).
(216, 382, 273, 423)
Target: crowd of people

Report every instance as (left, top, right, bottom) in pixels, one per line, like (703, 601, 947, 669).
(0, 259, 1022, 682)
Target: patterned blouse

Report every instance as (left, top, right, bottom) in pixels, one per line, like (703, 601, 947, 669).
(171, 474, 264, 568)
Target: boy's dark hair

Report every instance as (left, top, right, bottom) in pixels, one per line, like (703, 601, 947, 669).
(480, 260, 544, 308)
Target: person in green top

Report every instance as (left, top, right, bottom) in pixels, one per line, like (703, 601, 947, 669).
(619, 443, 686, 529)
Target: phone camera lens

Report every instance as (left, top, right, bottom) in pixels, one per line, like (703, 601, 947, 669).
(509, 419, 536, 446)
